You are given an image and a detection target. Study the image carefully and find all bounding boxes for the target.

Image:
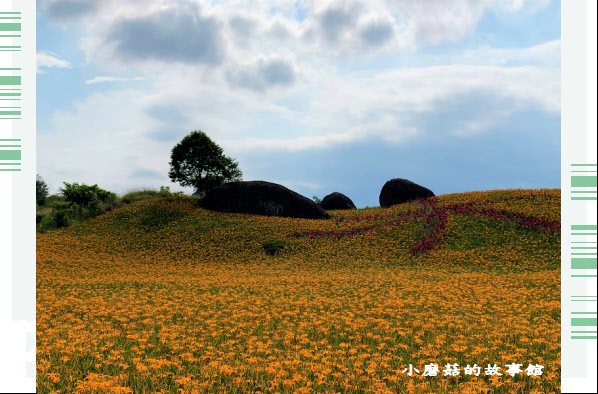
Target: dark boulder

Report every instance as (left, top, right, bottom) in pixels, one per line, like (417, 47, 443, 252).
(201, 181, 330, 219)
(320, 192, 356, 210)
(379, 178, 435, 207)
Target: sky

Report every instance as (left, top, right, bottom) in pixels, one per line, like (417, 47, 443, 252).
(36, 0, 561, 208)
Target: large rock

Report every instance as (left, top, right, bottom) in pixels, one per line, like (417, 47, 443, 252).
(320, 192, 356, 210)
(201, 181, 330, 219)
(379, 178, 435, 207)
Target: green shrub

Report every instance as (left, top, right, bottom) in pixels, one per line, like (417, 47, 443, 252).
(46, 194, 66, 205)
(120, 186, 185, 204)
(38, 214, 56, 233)
(262, 240, 286, 256)
(60, 182, 116, 207)
(37, 209, 70, 232)
(53, 210, 69, 229)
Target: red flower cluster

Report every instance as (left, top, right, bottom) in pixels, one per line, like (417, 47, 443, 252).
(410, 199, 448, 257)
(291, 194, 560, 257)
(445, 201, 560, 233)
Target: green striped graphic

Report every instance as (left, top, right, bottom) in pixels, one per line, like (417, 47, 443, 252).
(0, 76, 21, 85)
(572, 318, 598, 326)
(0, 23, 20, 31)
(0, 150, 20, 160)
(571, 258, 597, 269)
(571, 176, 598, 187)
(572, 225, 598, 230)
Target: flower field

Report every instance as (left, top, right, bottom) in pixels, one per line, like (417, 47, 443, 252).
(36, 188, 561, 393)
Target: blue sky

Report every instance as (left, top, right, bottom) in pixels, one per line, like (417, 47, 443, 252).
(36, 0, 560, 208)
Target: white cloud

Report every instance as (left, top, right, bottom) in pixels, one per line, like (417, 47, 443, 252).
(36, 51, 71, 73)
(459, 40, 560, 67)
(85, 76, 146, 84)
(37, 0, 559, 191)
(41, 0, 553, 70)
(493, 0, 550, 13)
(226, 55, 298, 91)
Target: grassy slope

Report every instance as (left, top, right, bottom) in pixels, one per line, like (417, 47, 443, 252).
(36, 189, 561, 393)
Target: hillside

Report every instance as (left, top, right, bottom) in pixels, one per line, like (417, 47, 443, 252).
(36, 188, 561, 393)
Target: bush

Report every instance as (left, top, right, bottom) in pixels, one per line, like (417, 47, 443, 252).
(60, 182, 116, 207)
(262, 240, 286, 256)
(46, 194, 66, 205)
(53, 210, 70, 229)
(120, 186, 186, 205)
(34, 183, 118, 233)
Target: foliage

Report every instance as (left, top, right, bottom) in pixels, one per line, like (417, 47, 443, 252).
(168, 130, 242, 197)
(36, 186, 191, 233)
(37, 189, 561, 393)
(60, 182, 116, 207)
(120, 186, 185, 205)
(312, 195, 322, 205)
(36, 183, 117, 233)
(36, 174, 49, 206)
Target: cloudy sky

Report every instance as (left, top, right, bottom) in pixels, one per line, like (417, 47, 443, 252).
(36, 0, 560, 208)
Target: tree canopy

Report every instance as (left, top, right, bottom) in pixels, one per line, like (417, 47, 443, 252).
(168, 130, 242, 196)
(36, 174, 49, 206)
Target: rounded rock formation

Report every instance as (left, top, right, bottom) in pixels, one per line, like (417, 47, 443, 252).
(201, 181, 330, 219)
(320, 192, 356, 210)
(379, 178, 435, 207)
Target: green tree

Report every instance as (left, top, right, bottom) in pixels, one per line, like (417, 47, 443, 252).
(36, 174, 49, 206)
(168, 130, 242, 197)
(60, 182, 116, 207)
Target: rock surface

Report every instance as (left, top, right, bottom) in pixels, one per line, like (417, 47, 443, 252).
(320, 192, 357, 210)
(202, 181, 330, 219)
(379, 178, 435, 207)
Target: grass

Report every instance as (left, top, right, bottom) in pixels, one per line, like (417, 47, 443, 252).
(36, 187, 189, 233)
(36, 188, 561, 393)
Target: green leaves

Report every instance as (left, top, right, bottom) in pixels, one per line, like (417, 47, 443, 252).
(60, 182, 116, 207)
(36, 174, 50, 206)
(168, 130, 242, 195)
